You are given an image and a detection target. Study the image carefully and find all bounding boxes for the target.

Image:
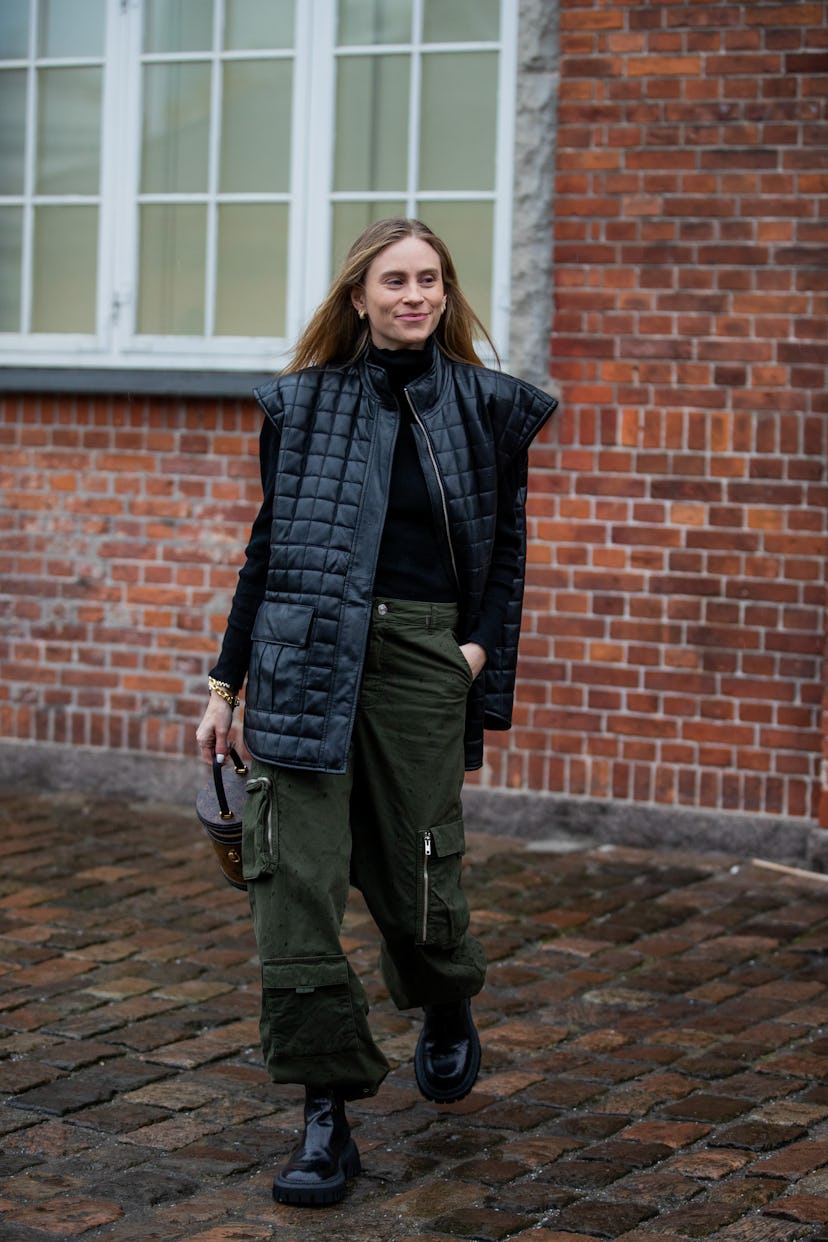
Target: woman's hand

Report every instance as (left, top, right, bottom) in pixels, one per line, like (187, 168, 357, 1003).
(195, 692, 236, 764)
(458, 641, 488, 680)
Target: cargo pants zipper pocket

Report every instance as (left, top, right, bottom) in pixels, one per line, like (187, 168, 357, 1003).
(414, 820, 468, 948)
(418, 830, 433, 945)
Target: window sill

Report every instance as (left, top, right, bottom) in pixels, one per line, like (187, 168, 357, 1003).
(0, 366, 275, 400)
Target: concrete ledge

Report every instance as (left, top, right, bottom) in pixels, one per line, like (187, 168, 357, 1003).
(2, 740, 825, 872)
(462, 786, 828, 874)
(0, 741, 205, 812)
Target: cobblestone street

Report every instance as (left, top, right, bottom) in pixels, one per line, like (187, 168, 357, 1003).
(1, 790, 827, 1240)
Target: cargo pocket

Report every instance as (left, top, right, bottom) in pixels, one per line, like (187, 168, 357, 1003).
(246, 600, 314, 716)
(261, 956, 359, 1057)
(415, 818, 469, 948)
(242, 772, 278, 881)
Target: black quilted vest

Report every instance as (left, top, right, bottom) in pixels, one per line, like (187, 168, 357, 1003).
(243, 348, 556, 773)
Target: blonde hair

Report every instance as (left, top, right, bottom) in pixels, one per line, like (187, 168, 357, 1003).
(285, 217, 498, 372)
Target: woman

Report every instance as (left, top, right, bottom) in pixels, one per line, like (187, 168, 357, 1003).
(196, 218, 557, 1207)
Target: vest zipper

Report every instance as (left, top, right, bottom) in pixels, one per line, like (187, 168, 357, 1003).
(419, 830, 433, 944)
(404, 390, 460, 589)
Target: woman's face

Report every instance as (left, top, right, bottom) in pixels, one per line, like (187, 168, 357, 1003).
(351, 236, 446, 351)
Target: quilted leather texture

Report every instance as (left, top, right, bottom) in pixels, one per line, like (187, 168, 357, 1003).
(243, 350, 557, 773)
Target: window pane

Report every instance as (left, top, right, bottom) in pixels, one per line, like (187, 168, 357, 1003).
(0, 207, 23, 331)
(215, 203, 288, 335)
(220, 60, 292, 194)
(137, 204, 206, 334)
(0, 70, 27, 194)
(144, 0, 213, 54)
(418, 201, 492, 328)
(224, 0, 294, 50)
(39, 0, 104, 58)
(338, 0, 412, 45)
(334, 56, 409, 192)
(141, 63, 211, 194)
(36, 67, 102, 195)
(423, 0, 500, 43)
(331, 200, 405, 274)
(0, 2, 30, 58)
(419, 53, 496, 191)
(31, 205, 97, 332)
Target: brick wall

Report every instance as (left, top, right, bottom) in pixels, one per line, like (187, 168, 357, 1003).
(483, 0, 825, 821)
(0, 395, 261, 757)
(1, 0, 826, 826)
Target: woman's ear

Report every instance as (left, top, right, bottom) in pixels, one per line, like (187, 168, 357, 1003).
(350, 287, 365, 316)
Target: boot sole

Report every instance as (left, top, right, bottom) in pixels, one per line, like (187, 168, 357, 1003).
(272, 1139, 361, 1207)
(414, 1021, 482, 1104)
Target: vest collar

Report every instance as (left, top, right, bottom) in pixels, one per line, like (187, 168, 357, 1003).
(361, 337, 448, 414)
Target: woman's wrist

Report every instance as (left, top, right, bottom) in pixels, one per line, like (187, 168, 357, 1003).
(207, 676, 240, 709)
(458, 641, 488, 679)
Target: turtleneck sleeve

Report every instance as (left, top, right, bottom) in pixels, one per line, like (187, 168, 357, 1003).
(208, 417, 277, 690)
(464, 459, 522, 659)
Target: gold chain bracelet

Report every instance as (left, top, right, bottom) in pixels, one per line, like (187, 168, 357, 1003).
(208, 677, 240, 709)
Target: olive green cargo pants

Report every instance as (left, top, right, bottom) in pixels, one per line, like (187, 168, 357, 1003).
(241, 599, 487, 1100)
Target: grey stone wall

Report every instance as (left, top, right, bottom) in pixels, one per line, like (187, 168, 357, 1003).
(3, 739, 825, 872)
(510, 0, 559, 393)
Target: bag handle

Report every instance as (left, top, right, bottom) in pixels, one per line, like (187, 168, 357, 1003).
(212, 748, 248, 820)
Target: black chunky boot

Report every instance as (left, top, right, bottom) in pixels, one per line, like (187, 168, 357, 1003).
(414, 998, 481, 1103)
(272, 1087, 361, 1207)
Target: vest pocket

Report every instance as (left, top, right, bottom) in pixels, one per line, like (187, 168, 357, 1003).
(247, 600, 315, 716)
(415, 817, 469, 948)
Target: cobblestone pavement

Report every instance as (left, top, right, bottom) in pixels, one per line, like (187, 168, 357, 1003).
(1, 790, 828, 1241)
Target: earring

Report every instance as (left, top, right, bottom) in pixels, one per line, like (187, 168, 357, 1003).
(358, 309, 366, 320)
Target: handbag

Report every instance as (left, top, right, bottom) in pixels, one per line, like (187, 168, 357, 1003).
(195, 748, 249, 890)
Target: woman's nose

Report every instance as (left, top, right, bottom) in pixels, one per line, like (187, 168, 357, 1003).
(403, 282, 423, 302)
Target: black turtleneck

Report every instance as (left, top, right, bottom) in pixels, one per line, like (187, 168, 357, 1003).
(369, 341, 458, 605)
(210, 340, 521, 690)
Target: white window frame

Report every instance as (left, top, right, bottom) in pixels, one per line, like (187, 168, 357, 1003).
(0, 0, 520, 379)
(1, 2, 110, 358)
